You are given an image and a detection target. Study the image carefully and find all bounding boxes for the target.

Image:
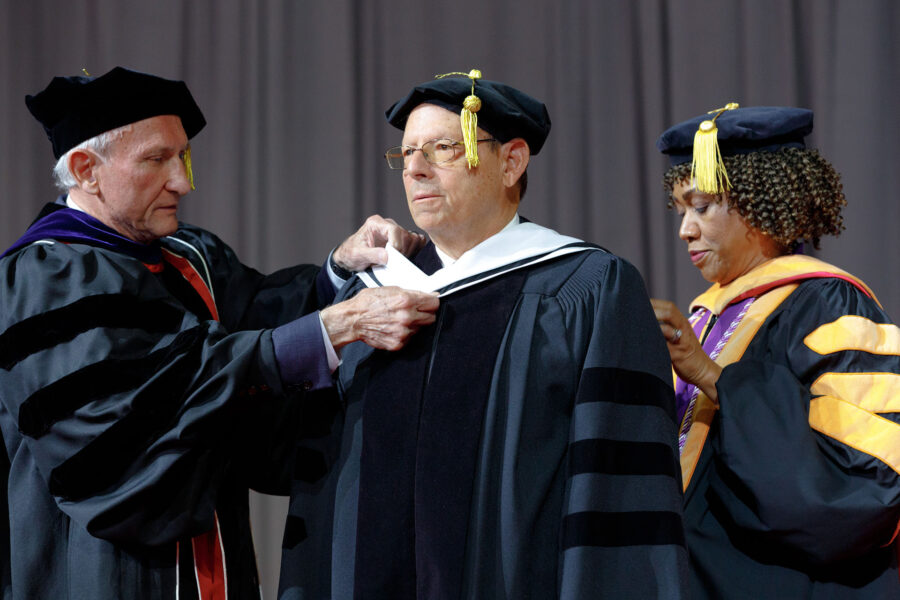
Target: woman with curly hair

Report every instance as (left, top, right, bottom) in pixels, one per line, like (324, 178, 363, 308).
(652, 105, 900, 599)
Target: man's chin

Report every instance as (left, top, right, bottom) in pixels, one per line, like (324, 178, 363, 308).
(409, 211, 442, 235)
(152, 217, 179, 240)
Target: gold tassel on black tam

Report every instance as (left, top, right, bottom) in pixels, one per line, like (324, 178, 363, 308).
(435, 69, 483, 168)
(691, 102, 739, 194)
(183, 146, 195, 190)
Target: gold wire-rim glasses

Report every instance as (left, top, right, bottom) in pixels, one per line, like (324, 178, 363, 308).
(384, 138, 498, 169)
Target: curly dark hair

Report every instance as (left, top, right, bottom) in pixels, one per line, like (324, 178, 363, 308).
(662, 148, 846, 249)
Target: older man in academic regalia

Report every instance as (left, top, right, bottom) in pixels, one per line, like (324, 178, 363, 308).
(280, 72, 689, 599)
(0, 67, 438, 600)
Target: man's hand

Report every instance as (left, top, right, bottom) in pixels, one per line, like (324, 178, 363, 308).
(321, 287, 439, 351)
(651, 298, 722, 403)
(332, 215, 426, 272)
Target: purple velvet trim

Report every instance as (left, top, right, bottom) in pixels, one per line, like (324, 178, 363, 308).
(1, 204, 161, 263)
(674, 297, 755, 426)
(674, 311, 711, 426)
(271, 313, 332, 391)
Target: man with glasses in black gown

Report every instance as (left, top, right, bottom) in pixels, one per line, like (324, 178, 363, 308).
(280, 71, 689, 600)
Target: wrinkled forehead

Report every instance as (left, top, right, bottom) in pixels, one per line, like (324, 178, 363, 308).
(401, 103, 487, 145)
(109, 115, 189, 156)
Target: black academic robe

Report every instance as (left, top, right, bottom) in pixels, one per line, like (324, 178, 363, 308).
(0, 204, 333, 599)
(280, 241, 689, 599)
(678, 256, 900, 598)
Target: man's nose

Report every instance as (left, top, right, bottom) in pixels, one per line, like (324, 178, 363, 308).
(404, 148, 433, 178)
(169, 159, 192, 195)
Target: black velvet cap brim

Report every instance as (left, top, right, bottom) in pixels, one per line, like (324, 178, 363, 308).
(26, 66, 206, 158)
(385, 77, 551, 155)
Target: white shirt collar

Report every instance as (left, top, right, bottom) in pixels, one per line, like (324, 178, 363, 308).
(65, 194, 86, 213)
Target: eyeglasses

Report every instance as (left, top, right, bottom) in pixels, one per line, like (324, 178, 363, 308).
(384, 138, 498, 170)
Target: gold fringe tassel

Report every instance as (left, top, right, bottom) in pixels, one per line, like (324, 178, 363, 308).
(690, 102, 739, 194)
(460, 94, 481, 167)
(183, 146, 195, 190)
(435, 69, 483, 168)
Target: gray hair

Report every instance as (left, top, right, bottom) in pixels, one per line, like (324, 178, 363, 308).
(52, 124, 132, 191)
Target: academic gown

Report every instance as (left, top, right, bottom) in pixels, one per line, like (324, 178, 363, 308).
(280, 231, 689, 599)
(677, 255, 900, 598)
(0, 202, 336, 599)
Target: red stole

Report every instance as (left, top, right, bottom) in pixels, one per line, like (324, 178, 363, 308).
(158, 248, 227, 600)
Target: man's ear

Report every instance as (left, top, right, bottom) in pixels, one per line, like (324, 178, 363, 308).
(69, 150, 100, 194)
(501, 138, 530, 189)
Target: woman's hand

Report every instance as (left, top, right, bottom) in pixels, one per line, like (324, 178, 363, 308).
(651, 298, 722, 403)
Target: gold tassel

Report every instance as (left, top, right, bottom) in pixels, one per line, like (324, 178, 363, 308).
(460, 94, 481, 167)
(183, 146, 195, 190)
(690, 102, 739, 194)
(435, 69, 483, 168)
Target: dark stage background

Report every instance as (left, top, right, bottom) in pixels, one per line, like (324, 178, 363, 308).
(2, 1, 897, 596)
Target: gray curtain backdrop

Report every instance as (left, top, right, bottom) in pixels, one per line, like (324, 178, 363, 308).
(2, 1, 897, 597)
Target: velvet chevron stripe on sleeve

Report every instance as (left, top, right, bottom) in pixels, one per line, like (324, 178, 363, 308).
(46, 325, 208, 500)
(0, 293, 184, 370)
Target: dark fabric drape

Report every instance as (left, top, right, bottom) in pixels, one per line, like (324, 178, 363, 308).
(2, 1, 897, 596)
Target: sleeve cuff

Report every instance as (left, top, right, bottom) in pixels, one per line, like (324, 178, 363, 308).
(327, 249, 353, 289)
(271, 313, 335, 392)
(318, 313, 341, 372)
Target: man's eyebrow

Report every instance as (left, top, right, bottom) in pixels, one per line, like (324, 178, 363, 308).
(138, 142, 188, 155)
